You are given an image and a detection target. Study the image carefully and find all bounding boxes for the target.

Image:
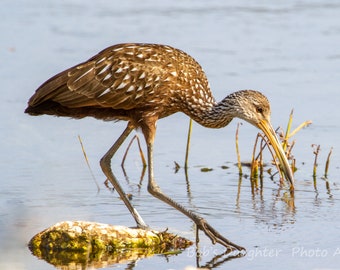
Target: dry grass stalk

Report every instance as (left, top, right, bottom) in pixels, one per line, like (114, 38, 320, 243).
(78, 135, 100, 191)
(312, 144, 321, 177)
(324, 147, 333, 178)
(185, 119, 193, 169)
(280, 110, 312, 160)
(235, 123, 243, 175)
(121, 135, 147, 168)
(250, 133, 260, 181)
(282, 109, 294, 152)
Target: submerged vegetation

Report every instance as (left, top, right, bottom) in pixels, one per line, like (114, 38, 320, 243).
(242, 109, 312, 186)
(233, 110, 333, 196)
(174, 109, 333, 193)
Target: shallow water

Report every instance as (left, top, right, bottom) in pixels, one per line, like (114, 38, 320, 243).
(1, 0, 340, 269)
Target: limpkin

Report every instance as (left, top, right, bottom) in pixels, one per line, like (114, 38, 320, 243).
(25, 43, 294, 251)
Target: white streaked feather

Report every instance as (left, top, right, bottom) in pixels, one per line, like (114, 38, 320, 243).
(139, 72, 146, 79)
(97, 88, 111, 98)
(103, 73, 112, 81)
(126, 85, 135, 92)
(123, 74, 131, 81)
(116, 81, 127, 90)
(97, 64, 111, 75)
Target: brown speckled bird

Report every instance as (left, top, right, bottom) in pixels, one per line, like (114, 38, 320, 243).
(25, 43, 294, 251)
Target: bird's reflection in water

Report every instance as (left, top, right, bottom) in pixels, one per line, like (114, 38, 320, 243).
(192, 225, 246, 269)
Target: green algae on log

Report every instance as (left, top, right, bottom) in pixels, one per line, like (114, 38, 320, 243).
(29, 221, 193, 268)
(29, 221, 192, 252)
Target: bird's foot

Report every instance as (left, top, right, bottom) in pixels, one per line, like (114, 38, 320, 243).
(197, 217, 246, 252)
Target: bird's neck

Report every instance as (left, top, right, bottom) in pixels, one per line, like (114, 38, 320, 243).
(191, 99, 235, 129)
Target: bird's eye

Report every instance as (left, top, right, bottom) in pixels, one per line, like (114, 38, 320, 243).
(256, 107, 263, 114)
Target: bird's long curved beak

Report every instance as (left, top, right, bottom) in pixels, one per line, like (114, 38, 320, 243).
(257, 119, 295, 190)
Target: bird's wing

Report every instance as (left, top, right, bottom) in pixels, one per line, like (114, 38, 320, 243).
(29, 44, 170, 110)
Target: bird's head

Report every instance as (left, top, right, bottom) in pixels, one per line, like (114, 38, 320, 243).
(226, 90, 271, 127)
(225, 90, 295, 189)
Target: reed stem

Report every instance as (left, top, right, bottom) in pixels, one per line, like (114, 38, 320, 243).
(324, 147, 333, 178)
(235, 122, 242, 175)
(312, 144, 320, 177)
(184, 119, 193, 169)
(78, 135, 100, 192)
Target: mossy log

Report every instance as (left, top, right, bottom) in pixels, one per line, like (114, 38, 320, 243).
(28, 221, 192, 268)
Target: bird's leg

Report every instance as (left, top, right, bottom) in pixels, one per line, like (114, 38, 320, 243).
(100, 122, 148, 229)
(145, 141, 245, 251)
